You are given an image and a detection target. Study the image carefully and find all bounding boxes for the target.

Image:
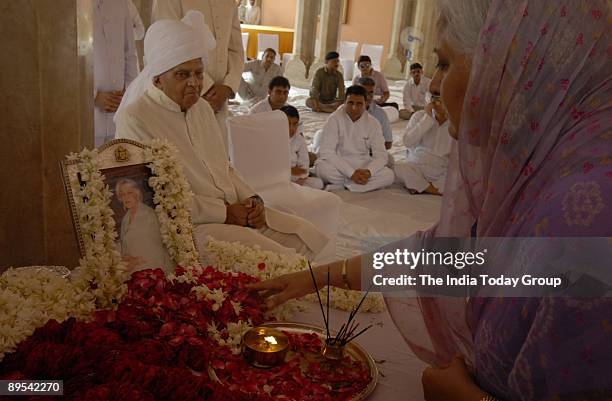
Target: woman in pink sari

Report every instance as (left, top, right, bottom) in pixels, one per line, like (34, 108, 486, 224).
(250, 0, 611, 399)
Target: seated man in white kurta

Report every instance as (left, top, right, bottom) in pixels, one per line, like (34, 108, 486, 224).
(248, 75, 289, 114)
(314, 85, 395, 193)
(238, 48, 282, 101)
(393, 92, 452, 195)
(399, 62, 432, 121)
(115, 11, 328, 260)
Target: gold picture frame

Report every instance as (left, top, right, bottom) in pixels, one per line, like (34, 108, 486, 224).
(61, 139, 199, 271)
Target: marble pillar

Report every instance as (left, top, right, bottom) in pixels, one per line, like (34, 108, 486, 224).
(284, 0, 319, 87)
(382, 0, 417, 79)
(308, 0, 342, 78)
(0, 0, 94, 269)
(408, 0, 439, 78)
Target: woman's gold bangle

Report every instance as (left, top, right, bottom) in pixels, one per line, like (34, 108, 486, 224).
(341, 258, 351, 290)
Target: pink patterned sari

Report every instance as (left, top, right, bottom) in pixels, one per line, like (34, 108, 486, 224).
(386, 1, 611, 399)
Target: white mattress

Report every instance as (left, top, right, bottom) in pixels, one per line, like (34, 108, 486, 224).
(230, 80, 441, 260)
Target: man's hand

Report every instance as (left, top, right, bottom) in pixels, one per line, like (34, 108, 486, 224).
(295, 177, 308, 186)
(225, 202, 249, 226)
(422, 356, 487, 401)
(350, 169, 371, 185)
(291, 166, 308, 176)
(243, 198, 266, 229)
(378, 92, 391, 104)
(95, 90, 124, 113)
(204, 84, 233, 112)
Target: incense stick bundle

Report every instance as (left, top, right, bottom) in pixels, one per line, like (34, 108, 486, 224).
(307, 262, 329, 340)
(309, 263, 375, 348)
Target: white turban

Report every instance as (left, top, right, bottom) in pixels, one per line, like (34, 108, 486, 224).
(115, 10, 216, 120)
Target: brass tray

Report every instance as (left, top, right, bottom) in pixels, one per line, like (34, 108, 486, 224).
(262, 321, 379, 401)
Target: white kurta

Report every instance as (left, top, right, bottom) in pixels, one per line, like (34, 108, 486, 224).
(120, 203, 173, 273)
(152, 0, 245, 151)
(244, 5, 261, 25)
(249, 98, 275, 114)
(314, 106, 394, 192)
(94, 0, 138, 146)
(394, 110, 453, 193)
(291, 134, 323, 189)
(116, 84, 328, 257)
(239, 60, 282, 100)
(402, 76, 432, 112)
(127, 0, 145, 40)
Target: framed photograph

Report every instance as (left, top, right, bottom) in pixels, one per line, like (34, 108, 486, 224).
(61, 139, 197, 273)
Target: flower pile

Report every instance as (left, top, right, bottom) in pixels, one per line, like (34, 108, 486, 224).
(0, 267, 95, 361)
(1, 267, 371, 400)
(203, 237, 385, 314)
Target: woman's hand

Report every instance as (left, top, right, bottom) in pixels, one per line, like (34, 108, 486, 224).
(247, 269, 317, 308)
(422, 356, 487, 401)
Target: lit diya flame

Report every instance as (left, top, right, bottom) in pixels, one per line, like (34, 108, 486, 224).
(242, 327, 289, 368)
(264, 336, 278, 345)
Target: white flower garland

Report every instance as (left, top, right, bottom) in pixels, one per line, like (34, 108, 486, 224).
(66, 148, 128, 308)
(0, 267, 96, 360)
(145, 139, 200, 269)
(202, 237, 385, 314)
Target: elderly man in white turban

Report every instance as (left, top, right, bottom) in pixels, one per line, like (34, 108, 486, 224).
(115, 11, 328, 260)
(151, 0, 243, 153)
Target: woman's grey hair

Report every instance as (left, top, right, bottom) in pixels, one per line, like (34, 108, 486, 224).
(437, 0, 492, 55)
(115, 178, 143, 202)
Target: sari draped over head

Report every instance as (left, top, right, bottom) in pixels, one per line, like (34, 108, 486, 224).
(385, 0, 611, 399)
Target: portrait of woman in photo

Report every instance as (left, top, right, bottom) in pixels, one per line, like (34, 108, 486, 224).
(115, 177, 173, 273)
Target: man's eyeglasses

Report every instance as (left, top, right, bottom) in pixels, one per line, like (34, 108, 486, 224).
(358, 63, 371, 69)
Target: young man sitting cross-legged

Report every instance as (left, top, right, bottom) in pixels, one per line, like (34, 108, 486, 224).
(314, 85, 395, 192)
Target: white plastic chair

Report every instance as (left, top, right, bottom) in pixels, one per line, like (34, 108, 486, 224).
(360, 43, 384, 71)
(228, 112, 341, 261)
(339, 40, 358, 80)
(257, 33, 281, 63)
(241, 32, 249, 61)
